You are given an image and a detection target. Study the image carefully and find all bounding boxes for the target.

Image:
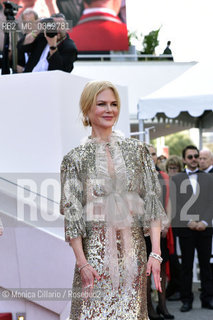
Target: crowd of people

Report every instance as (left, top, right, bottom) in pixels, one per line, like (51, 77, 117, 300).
(0, 5, 78, 73)
(146, 146, 213, 319)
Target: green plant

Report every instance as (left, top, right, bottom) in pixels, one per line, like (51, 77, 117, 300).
(142, 27, 161, 54)
(165, 132, 194, 156)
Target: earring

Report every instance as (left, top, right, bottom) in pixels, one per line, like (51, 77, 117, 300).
(85, 116, 90, 125)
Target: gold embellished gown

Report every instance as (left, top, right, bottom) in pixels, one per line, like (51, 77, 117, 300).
(60, 132, 167, 320)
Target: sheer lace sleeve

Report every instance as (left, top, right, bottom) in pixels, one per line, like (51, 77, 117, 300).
(140, 143, 168, 235)
(60, 155, 86, 241)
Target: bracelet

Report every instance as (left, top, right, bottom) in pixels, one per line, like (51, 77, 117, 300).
(149, 252, 163, 263)
(31, 31, 37, 39)
(78, 262, 89, 272)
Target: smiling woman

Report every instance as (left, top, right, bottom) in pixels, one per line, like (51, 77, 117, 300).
(88, 89, 119, 134)
(80, 81, 120, 135)
(60, 80, 168, 320)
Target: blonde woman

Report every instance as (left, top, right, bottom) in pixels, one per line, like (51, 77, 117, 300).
(60, 80, 167, 319)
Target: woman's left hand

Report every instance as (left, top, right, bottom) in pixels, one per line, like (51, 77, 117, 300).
(146, 256, 162, 292)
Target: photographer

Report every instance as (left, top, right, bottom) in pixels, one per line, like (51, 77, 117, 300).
(16, 8, 39, 73)
(17, 13, 77, 73)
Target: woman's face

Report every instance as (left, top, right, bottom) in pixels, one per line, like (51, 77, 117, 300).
(167, 165, 180, 177)
(88, 88, 119, 130)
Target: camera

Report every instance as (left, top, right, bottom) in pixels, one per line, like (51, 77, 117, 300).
(3, 1, 21, 21)
(38, 18, 58, 38)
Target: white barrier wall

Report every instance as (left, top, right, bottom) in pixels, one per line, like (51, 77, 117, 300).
(0, 212, 73, 320)
(0, 71, 130, 173)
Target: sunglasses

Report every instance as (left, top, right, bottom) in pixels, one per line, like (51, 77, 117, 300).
(187, 154, 199, 160)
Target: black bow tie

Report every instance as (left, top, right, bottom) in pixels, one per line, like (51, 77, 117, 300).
(188, 171, 199, 176)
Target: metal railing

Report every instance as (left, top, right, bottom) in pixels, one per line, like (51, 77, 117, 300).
(0, 176, 59, 204)
(77, 53, 173, 61)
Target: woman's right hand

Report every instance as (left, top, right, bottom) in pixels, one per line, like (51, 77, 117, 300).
(161, 227, 168, 238)
(80, 264, 101, 298)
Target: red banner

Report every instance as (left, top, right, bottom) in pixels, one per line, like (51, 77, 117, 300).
(11, 0, 128, 51)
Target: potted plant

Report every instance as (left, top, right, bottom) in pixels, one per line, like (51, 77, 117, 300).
(140, 27, 161, 60)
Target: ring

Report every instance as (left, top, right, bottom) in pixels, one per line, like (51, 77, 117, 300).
(160, 277, 162, 281)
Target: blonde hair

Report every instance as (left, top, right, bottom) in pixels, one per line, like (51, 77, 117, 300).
(80, 80, 121, 126)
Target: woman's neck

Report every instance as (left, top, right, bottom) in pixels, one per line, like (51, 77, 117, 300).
(91, 127, 113, 141)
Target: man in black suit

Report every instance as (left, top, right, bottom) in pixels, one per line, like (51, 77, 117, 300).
(199, 149, 213, 173)
(171, 145, 213, 312)
(17, 13, 77, 73)
(199, 149, 213, 285)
